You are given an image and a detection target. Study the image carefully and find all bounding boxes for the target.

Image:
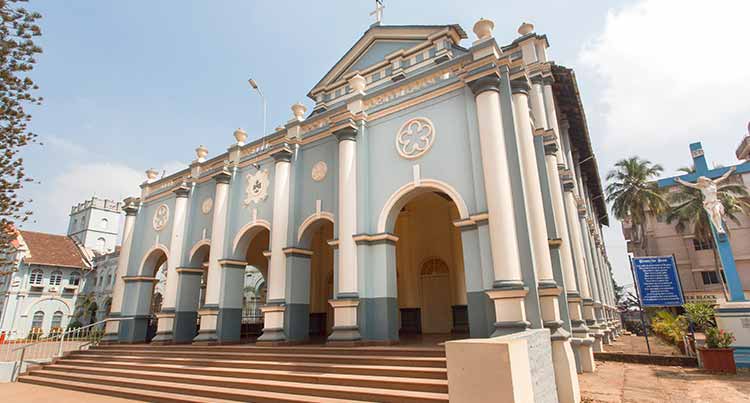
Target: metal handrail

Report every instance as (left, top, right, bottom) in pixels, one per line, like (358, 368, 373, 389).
(6, 317, 122, 381)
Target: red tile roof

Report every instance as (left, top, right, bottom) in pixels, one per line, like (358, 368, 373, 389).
(18, 230, 90, 269)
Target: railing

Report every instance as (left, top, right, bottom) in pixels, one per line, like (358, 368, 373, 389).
(0, 318, 121, 381)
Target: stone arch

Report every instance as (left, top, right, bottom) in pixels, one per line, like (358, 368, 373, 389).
(188, 240, 211, 267)
(297, 212, 335, 248)
(232, 220, 272, 258)
(138, 245, 169, 277)
(23, 297, 72, 317)
(377, 179, 470, 233)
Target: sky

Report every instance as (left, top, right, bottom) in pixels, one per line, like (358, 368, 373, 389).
(17, 0, 750, 291)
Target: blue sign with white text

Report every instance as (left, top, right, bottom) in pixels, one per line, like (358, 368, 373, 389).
(632, 256, 684, 307)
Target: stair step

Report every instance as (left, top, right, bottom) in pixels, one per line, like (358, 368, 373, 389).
(71, 349, 447, 367)
(27, 369, 449, 402)
(62, 356, 447, 379)
(93, 344, 446, 357)
(19, 375, 234, 403)
(50, 360, 448, 393)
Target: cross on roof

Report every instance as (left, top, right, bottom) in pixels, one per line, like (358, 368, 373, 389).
(370, 0, 384, 25)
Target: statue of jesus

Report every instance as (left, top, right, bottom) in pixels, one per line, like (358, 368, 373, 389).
(674, 167, 735, 234)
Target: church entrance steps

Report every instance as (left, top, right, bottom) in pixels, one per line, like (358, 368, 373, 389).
(18, 344, 450, 402)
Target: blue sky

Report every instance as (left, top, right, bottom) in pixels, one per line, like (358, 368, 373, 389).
(18, 1, 750, 289)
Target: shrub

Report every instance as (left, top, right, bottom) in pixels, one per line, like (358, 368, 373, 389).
(651, 310, 688, 345)
(683, 302, 716, 331)
(705, 327, 735, 349)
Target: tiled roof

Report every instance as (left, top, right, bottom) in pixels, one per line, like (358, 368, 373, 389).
(19, 230, 90, 269)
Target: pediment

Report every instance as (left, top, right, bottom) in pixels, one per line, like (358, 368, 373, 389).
(308, 24, 466, 99)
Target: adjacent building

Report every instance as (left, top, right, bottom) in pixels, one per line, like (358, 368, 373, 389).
(623, 134, 750, 303)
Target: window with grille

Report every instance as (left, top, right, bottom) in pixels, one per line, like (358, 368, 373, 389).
(50, 271, 62, 286)
(51, 311, 63, 329)
(69, 272, 81, 286)
(701, 271, 720, 285)
(693, 238, 714, 251)
(30, 269, 43, 285)
(31, 311, 44, 329)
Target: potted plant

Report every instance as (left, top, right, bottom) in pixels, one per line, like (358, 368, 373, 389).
(698, 327, 736, 373)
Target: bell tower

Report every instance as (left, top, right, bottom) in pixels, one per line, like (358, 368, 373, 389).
(67, 196, 123, 253)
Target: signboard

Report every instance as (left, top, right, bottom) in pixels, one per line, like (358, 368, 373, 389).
(632, 256, 684, 307)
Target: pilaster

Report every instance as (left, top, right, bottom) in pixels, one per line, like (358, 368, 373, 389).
(105, 197, 140, 343)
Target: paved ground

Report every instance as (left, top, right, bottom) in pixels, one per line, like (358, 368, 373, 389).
(606, 333, 683, 356)
(580, 360, 750, 402)
(0, 382, 136, 402)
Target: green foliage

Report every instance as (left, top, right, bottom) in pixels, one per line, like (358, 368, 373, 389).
(605, 157, 668, 239)
(705, 327, 735, 349)
(682, 302, 716, 331)
(0, 0, 43, 249)
(650, 310, 688, 345)
(66, 319, 82, 330)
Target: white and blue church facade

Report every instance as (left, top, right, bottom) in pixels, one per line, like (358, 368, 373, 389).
(104, 19, 620, 396)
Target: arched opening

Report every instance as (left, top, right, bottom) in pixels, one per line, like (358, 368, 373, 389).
(31, 311, 44, 338)
(140, 247, 168, 342)
(234, 226, 270, 341)
(299, 218, 335, 340)
(392, 191, 468, 340)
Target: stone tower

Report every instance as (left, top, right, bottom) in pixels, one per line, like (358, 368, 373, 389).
(67, 196, 123, 253)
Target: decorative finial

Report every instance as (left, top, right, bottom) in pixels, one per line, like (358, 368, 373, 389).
(349, 74, 367, 94)
(233, 128, 248, 146)
(473, 18, 495, 41)
(518, 22, 534, 36)
(195, 145, 208, 163)
(291, 102, 307, 121)
(145, 168, 159, 183)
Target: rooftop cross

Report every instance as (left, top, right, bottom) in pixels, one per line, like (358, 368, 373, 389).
(370, 0, 384, 25)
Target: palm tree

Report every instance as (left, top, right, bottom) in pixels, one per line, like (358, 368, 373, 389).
(665, 167, 750, 299)
(605, 157, 669, 245)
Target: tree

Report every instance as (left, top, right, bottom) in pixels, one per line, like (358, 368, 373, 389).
(0, 0, 42, 249)
(605, 157, 669, 245)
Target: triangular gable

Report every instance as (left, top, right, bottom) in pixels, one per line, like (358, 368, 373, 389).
(308, 24, 466, 99)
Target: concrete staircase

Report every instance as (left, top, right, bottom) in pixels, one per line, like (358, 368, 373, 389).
(18, 344, 449, 402)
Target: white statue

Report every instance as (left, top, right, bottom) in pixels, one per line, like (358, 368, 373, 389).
(674, 167, 735, 234)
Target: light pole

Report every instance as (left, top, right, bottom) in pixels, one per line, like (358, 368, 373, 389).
(248, 78, 267, 138)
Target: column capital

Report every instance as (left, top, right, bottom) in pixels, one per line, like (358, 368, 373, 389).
(122, 197, 141, 216)
(173, 183, 191, 198)
(542, 75, 555, 86)
(334, 126, 358, 142)
(510, 79, 530, 95)
(468, 73, 501, 96)
(213, 168, 232, 184)
(271, 146, 293, 163)
(529, 74, 544, 85)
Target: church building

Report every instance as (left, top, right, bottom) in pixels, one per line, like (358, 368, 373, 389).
(104, 18, 620, 400)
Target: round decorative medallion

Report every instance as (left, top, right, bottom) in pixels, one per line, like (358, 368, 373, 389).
(152, 204, 169, 231)
(396, 117, 435, 159)
(311, 161, 328, 182)
(201, 197, 213, 215)
(243, 169, 270, 206)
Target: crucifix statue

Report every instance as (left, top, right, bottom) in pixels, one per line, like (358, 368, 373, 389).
(370, 0, 384, 25)
(675, 166, 735, 234)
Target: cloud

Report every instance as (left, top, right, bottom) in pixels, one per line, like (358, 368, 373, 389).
(42, 134, 88, 155)
(579, 0, 750, 172)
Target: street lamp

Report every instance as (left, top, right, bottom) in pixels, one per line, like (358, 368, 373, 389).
(248, 78, 267, 138)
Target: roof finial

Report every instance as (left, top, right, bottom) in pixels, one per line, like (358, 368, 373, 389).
(370, 0, 384, 26)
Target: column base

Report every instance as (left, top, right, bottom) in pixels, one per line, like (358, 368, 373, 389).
(592, 332, 605, 352)
(486, 288, 530, 337)
(328, 298, 361, 343)
(551, 339, 581, 403)
(571, 337, 596, 373)
(118, 315, 150, 344)
(173, 311, 198, 344)
(151, 312, 175, 344)
(258, 304, 287, 343)
(193, 308, 219, 344)
(101, 318, 121, 343)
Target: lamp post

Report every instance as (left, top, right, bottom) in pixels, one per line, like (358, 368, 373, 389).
(248, 78, 267, 137)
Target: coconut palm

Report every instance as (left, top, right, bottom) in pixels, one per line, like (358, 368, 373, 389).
(605, 157, 669, 241)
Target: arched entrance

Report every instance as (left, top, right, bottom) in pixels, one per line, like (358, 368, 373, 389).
(234, 225, 270, 341)
(298, 218, 334, 341)
(391, 191, 468, 339)
(139, 247, 168, 342)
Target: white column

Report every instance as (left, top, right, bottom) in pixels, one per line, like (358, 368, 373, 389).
(259, 148, 293, 342)
(103, 198, 140, 341)
(194, 169, 231, 341)
(328, 127, 361, 342)
(152, 184, 190, 342)
(469, 75, 527, 336)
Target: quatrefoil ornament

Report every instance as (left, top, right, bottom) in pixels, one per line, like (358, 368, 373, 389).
(396, 117, 435, 159)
